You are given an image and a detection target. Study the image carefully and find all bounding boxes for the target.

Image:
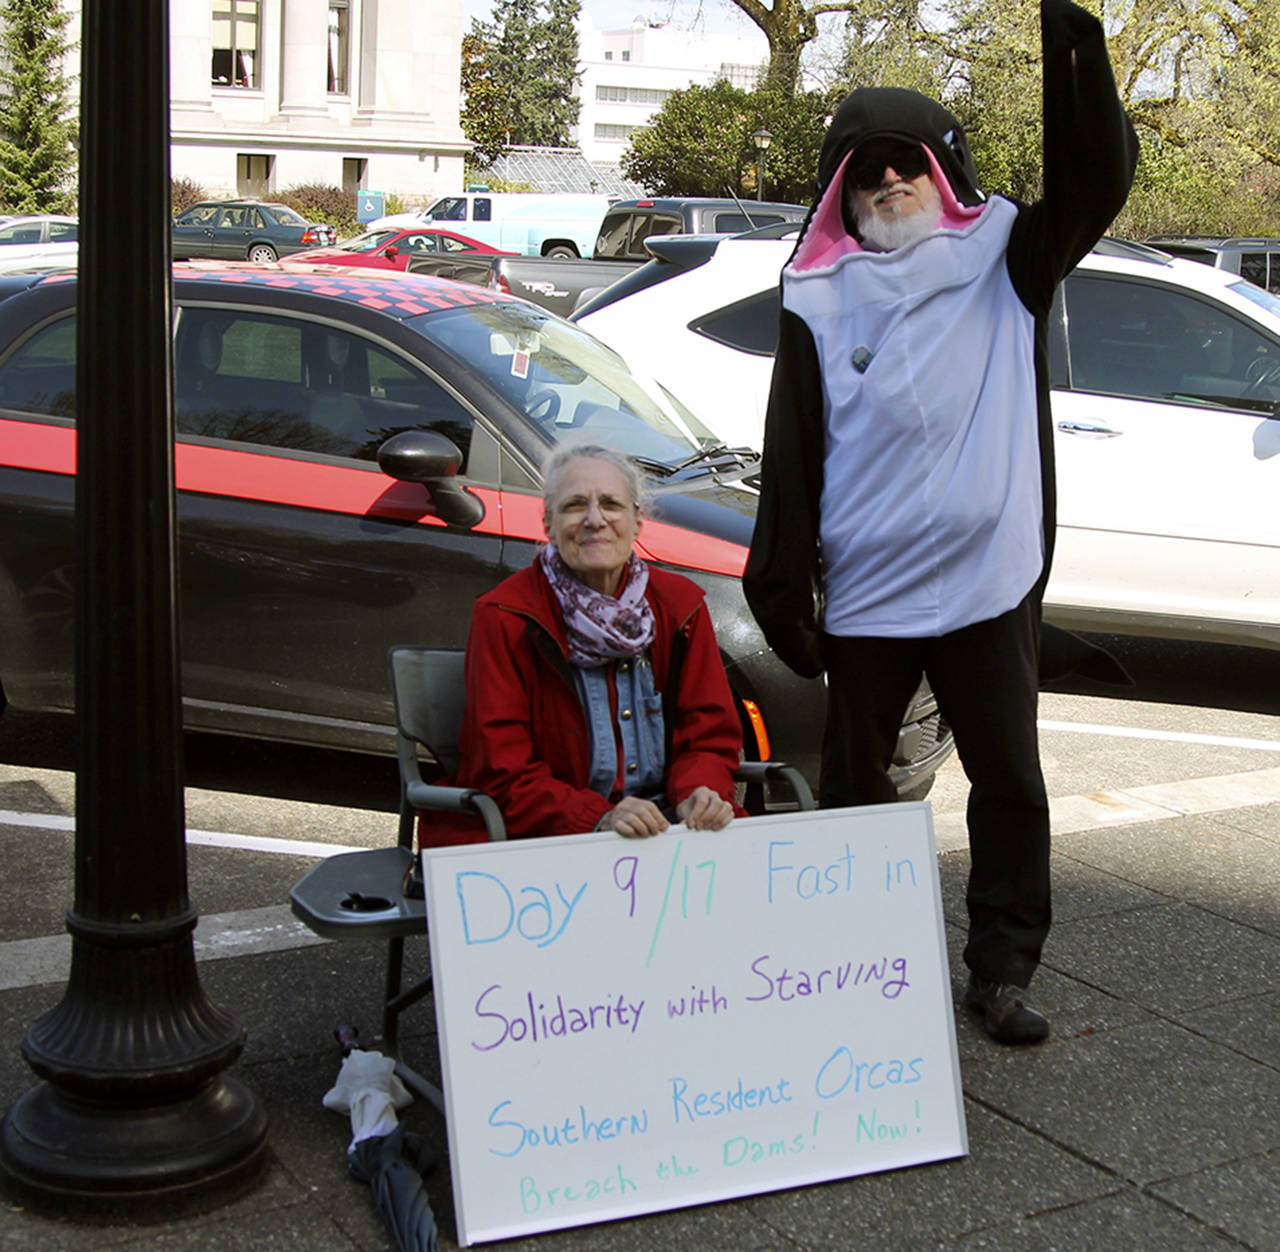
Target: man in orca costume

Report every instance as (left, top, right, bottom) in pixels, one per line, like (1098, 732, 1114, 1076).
(744, 0, 1138, 1044)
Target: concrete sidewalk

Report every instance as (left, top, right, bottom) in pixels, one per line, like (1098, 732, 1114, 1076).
(3, 793, 1280, 1250)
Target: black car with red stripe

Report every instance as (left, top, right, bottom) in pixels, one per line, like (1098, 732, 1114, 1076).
(0, 263, 952, 797)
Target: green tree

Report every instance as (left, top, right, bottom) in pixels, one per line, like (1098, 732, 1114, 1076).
(466, 0, 581, 152)
(621, 81, 836, 202)
(0, 0, 78, 212)
(461, 27, 513, 165)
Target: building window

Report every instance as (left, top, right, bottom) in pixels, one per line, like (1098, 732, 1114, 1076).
(328, 1, 349, 94)
(212, 0, 260, 88)
(594, 123, 637, 141)
(342, 157, 367, 194)
(596, 85, 670, 106)
(621, 49, 630, 62)
(604, 51, 612, 60)
(237, 153, 274, 198)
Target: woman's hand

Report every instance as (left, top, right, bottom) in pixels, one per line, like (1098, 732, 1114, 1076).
(598, 795, 669, 838)
(676, 786, 734, 831)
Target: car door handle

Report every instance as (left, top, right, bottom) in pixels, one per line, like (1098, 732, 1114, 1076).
(1057, 420, 1122, 438)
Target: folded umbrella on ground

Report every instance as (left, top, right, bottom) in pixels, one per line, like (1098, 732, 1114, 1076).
(324, 1026, 440, 1252)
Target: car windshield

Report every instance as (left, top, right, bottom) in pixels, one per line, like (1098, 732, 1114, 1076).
(339, 230, 399, 254)
(410, 302, 724, 472)
(265, 204, 306, 225)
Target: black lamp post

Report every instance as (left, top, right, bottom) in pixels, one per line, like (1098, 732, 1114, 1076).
(0, 0, 267, 1209)
(752, 127, 773, 201)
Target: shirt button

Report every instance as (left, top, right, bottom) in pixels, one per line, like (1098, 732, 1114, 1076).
(619, 661, 630, 672)
(627, 762, 637, 774)
(621, 708, 632, 720)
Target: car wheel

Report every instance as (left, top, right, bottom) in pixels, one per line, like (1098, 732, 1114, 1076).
(247, 243, 278, 263)
(545, 245, 578, 259)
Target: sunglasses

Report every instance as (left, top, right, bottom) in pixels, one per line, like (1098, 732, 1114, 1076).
(849, 143, 930, 191)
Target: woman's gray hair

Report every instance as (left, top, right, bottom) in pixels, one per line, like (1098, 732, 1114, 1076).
(541, 442, 652, 515)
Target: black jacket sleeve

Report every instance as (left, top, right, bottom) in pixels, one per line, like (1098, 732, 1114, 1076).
(1007, 0, 1140, 314)
(743, 307, 827, 678)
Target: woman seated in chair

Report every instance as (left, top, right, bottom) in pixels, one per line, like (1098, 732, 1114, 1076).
(421, 443, 743, 845)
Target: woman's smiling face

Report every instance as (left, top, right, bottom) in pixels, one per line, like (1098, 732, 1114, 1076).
(543, 455, 641, 596)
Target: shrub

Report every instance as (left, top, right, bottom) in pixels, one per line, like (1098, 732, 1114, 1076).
(171, 177, 206, 215)
(277, 182, 360, 238)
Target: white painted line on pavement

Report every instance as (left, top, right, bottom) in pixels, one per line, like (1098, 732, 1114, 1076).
(0, 809, 363, 859)
(1039, 720, 1280, 752)
(0, 904, 329, 993)
(932, 765, 1280, 853)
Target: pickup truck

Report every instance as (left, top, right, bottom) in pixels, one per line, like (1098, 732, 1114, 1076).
(487, 196, 806, 317)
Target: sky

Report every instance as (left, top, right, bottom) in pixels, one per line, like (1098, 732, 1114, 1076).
(461, 0, 761, 39)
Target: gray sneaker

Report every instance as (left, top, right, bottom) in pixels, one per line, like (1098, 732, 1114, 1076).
(965, 974, 1050, 1045)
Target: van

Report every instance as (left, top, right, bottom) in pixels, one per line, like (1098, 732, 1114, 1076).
(371, 193, 613, 259)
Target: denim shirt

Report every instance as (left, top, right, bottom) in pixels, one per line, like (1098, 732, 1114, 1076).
(574, 653, 666, 801)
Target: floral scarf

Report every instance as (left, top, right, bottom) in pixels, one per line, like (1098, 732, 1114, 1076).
(539, 544, 656, 668)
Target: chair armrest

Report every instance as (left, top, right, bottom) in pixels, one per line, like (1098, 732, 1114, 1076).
(733, 761, 815, 810)
(406, 781, 507, 842)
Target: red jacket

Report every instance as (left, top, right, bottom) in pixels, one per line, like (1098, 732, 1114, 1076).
(419, 560, 743, 846)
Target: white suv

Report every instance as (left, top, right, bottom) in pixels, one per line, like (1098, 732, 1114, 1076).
(576, 232, 1280, 651)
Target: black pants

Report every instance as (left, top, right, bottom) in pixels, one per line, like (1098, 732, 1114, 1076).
(821, 595, 1050, 987)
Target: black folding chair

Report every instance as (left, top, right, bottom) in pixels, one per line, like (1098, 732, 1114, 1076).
(289, 646, 504, 1107)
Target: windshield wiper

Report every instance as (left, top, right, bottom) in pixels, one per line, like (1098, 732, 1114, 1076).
(629, 454, 676, 477)
(669, 443, 756, 473)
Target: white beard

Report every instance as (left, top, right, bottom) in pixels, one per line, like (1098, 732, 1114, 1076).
(854, 181, 944, 252)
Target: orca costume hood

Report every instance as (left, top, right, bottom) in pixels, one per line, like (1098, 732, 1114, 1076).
(818, 87, 985, 209)
(792, 88, 988, 272)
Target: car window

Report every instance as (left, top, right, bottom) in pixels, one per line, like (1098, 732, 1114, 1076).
(402, 234, 437, 254)
(178, 205, 220, 227)
(244, 208, 265, 229)
(1240, 253, 1267, 289)
(48, 221, 77, 243)
(0, 222, 43, 244)
(0, 316, 76, 416)
(440, 236, 467, 253)
(427, 197, 467, 222)
(690, 289, 780, 356)
(266, 204, 306, 225)
(711, 212, 784, 232)
(1064, 273, 1280, 411)
(220, 207, 247, 228)
(174, 307, 475, 464)
(472, 198, 491, 222)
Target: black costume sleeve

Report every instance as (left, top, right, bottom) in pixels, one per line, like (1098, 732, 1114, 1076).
(1006, 0, 1139, 313)
(743, 307, 826, 678)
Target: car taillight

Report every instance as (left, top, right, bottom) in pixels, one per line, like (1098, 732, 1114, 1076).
(489, 271, 510, 294)
(302, 228, 320, 244)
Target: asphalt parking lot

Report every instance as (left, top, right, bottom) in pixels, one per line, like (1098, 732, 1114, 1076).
(1, 635, 1278, 1248)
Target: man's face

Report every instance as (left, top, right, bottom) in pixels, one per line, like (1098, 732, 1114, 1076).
(843, 140, 944, 252)
(846, 140, 935, 225)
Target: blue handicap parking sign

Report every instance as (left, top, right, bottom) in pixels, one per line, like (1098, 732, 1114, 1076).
(357, 191, 385, 224)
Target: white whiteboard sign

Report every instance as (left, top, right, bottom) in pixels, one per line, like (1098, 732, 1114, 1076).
(423, 802, 968, 1246)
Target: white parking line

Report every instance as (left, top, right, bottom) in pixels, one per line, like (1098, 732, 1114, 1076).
(0, 905, 328, 993)
(1039, 720, 1280, 752)
(0, 809, 363, 859)
(930, 764, 1280, 852)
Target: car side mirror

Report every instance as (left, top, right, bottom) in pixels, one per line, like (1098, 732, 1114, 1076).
(377, 430, 485, 528)
(383, 246, 398, 259)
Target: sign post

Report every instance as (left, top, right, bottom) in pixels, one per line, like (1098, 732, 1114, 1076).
(423, 803, 967, 1246)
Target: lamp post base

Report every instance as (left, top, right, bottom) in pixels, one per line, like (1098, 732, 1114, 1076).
(1, 1076, 267, 1215)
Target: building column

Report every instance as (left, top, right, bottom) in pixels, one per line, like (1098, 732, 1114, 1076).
(170, 0, 215, 119)
(278, 0, 329, 119)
